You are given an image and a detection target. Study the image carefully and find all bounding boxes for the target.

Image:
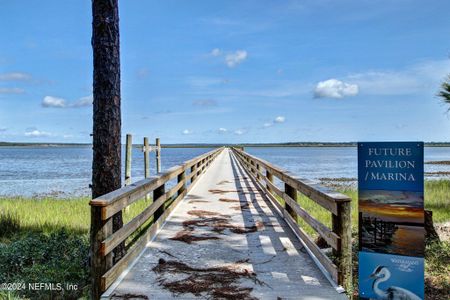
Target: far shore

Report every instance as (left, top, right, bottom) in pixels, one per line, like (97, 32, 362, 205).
(2, 142, 450, 148)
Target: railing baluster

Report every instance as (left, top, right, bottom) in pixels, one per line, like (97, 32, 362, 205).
(266, 170, 273, 193)
(178, 169, 186, 197)
(153, 183, 165, 221)
(191, 164, 197, 182)
(90, 207, 113, 297)
(284, 183, 298, 222)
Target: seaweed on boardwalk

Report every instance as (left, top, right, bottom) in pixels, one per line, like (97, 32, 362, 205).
(219, 198, 240, 203)
(170, 227, 220, 244)
(217, 180, 232, 185)
(152, 258, 262, 300)
(170, 209, 264, 244)
(208, 189, 247, 194)
(188, 200, 210, 204)
(187, 209, 230, 218)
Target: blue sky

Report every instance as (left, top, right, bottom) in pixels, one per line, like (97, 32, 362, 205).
(1, 0, 450, 143)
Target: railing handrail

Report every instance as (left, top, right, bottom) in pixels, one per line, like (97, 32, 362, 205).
(231, 147, 351, 206)
(230, 147, 352, 292)
(90, 147, 223, 207)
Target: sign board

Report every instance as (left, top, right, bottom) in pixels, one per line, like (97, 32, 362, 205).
(358, 142, 424, 300)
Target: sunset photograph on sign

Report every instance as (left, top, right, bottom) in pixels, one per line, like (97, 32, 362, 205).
(359, 189, 425, 257)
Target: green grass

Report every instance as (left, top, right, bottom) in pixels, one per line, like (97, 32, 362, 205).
(0, 196, 153, 238)
(0, 196, 154, 299)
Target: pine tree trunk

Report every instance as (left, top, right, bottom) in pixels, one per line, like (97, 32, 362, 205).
(90, 1, 125, 297)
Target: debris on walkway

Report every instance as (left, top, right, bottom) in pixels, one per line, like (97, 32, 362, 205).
(152, 258, 262, 300)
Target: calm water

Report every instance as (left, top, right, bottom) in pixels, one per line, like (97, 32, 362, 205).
(0, 146, 449, 198)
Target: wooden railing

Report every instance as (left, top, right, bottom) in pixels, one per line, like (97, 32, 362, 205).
(90, 147, 224, 298)
(231, 147, 352, 291)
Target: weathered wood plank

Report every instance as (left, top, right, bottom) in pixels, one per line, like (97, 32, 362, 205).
(101, 189, 188, 291)
(101, 180, 185, 255)
(283, 209, 339, 283)
(283, 192, 340, 250)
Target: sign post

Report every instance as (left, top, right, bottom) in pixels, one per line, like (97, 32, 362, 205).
(358, 142, 425, 300)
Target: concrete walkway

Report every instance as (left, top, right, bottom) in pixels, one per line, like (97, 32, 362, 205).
(103, 149, 347, 300)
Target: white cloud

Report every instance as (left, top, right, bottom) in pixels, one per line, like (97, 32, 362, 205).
(71, 95, 93, 107)
(182, 129, 193, 135)
(314, 79, 359, 99)
(42, 96, 66, 108)
(0, 72, 32, 81)
(211, 48, 221, 57)
(225, 50, 248, 68)
(218, 128, 227, 133)
(234, 129, 245, 135)
(42, 95, 92, 108)
(0, 87, 25, 94)
(25, 130, 51, 138)
(274, 116, 286, 123)
(262, 116, 286, 128)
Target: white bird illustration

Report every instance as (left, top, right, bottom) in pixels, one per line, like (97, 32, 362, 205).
(369, 265, 422, 300)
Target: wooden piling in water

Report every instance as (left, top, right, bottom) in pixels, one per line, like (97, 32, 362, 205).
(144, 137, 150, 178)
(144, 137, 150, 201)
(125, 134, 132, 186)
(156, 138, 161, 173)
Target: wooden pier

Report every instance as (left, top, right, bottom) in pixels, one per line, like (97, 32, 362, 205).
(90, 148, 352, 299)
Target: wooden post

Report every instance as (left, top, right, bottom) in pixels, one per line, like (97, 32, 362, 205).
(144, 137, 150, 178)
(144, 137, 150, 201)
(156, 138, 161, 173)
(266, 171, 273, 193)
(332, 201, 352, 292)
(153, 184, 165, 221)
(90, 207, 113, 298)
(250, 160, 255, 175)
(178, 170, 186, 197)
(191, 164, 197, 183)
(284, 183, 298, 222)
(125, 134, 132, 186)
(256, 163, 261, 180)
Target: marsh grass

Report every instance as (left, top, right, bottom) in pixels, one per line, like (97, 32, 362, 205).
(0, 195, 155, 299)
(0, 196, 153, 239)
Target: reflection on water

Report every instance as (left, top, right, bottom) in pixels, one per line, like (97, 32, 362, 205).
(390, 226, 425, 257)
